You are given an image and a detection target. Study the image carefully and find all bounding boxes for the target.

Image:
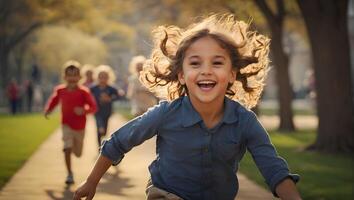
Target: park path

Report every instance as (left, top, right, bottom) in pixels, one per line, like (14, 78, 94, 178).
(0, 113, 317, 200)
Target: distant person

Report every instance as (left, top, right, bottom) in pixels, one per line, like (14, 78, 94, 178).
(24, 79, 34, 112)
(127, 55, 158, 116)
(31, 64, 41, 84)
(33, 85, 43, 112)
(74, 14, 301, 200)
(304, 69, 316, 101)
(90, 65, 124, 148)
(81, 64, 95, 88)
(44, 60, 97, 185)
(6, 78, 19, 114)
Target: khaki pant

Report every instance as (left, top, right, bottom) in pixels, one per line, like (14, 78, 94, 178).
(145, 179, 183, 200)
(62, 125, 85, 157)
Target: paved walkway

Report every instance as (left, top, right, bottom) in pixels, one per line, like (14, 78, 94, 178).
(0, 113, 316, 200)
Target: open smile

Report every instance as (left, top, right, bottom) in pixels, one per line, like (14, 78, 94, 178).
(197, 80, 217, 91)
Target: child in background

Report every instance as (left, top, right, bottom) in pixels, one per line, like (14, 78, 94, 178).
(44, 60, 97, 185)
(6, 78, 20, 114)
(90, 65, 124, 148)
(127, 55, 158, 116)
(74, 14, 301, 200)
(81, 64, 95, 88)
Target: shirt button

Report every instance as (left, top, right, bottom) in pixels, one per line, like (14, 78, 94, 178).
(204, 147, 209, 152)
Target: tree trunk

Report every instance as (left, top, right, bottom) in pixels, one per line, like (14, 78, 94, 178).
(297, 0, 354, 153)
(0, 45, 10, 88)
(254, 0, 295, 131)
(271, 30, 295, 131)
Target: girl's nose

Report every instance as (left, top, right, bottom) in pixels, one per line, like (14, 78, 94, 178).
(200, 64, 212, 75)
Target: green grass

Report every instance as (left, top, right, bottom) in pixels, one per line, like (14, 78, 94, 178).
(259, 107, 316, 116)
(239, 130, 353, 200)
(0, 112, 60, 189)
(115, 106, 134, 120)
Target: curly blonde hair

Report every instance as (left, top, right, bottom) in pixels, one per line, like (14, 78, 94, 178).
(129, 55, 146, 75)
(94, 64, 116, 85)
(140, 14, 270, 108)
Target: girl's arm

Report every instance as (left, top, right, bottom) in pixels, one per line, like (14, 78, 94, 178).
(244, 112, 301, 198)
(73, 101, 167, 199)
(110, 87, 123, 101)
(276, 178, 302, 200)
(73, 155, 112, 200)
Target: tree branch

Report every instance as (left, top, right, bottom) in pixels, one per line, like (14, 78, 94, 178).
(276, 0, 286, 23)
(254, 0, 277, 24)
(0, 1, 21, 27)
(6, 22, 43, 50)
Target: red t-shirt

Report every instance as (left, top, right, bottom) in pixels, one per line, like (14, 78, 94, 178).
(6, 83, 19, 100)
(44, 84, 97, 130)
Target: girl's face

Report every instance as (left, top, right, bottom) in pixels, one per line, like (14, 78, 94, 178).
(178, 36, 236, 106)
(98, 71, 109, 86)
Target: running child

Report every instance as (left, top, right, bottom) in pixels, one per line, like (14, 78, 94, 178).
(127, 55, 158, 116)
(90, 65, 124, 148)
(44, 60, 97, 184)
(74, 14, 301, 200)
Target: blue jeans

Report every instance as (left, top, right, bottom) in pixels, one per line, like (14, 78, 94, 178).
(95, 114, 110, 147)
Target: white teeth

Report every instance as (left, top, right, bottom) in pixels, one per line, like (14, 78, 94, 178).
(198, 80, 216, 84)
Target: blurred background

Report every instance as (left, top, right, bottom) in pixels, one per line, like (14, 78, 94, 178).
(0, 0, 353, 200)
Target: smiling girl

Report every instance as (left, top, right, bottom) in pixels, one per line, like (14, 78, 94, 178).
(73, 14, 301, 200)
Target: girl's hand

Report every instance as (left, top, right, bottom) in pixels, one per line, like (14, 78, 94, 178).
(275, 178, 302, 200)
(99, 93, 111, 103)
(118, 89, 125, 96)
(73, 155, 112, 200)
(74, 107, 85, 116)
(73, 180, 97, 200)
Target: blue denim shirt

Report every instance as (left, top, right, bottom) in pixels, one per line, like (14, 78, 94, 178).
(101, 96, 299, 200)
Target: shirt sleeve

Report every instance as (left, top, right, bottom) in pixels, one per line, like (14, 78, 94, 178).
(84, 90, 97, 114)
(110, 87, 120, 101)
(244, 111, 300, 197)
(44, 87, 60, 113)
(100, 101, 167, 165)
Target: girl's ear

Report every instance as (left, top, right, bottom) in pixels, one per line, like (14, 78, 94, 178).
(178, 71, 186, 85)
(229, 69, 237, 84)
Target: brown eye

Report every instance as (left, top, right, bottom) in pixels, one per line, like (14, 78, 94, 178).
(213, 61, 223, 65)
(190, 62, 200, 66)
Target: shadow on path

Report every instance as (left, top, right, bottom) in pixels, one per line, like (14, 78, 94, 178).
(96, 166, 134, 197)
(45, 185, 74, 200)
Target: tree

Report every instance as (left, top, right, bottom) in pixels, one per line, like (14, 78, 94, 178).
(29, 26, 108, 75)
(0, 0, 93, 87)
(254, 0, 295, 131)
(0, 0, 137, 88)
(297, 0, 354, 153)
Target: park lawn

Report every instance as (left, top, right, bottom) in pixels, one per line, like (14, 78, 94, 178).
(239, 129, 353, 200)
(259, 107, 316, 116)
(0, 112, 60, 189)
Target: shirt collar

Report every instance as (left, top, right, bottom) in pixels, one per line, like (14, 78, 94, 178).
(221, 97, 239, 124)
(181, 96, 239, 127)
(182, 96, 203, 127)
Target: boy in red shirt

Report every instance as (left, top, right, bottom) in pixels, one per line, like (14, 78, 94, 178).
(44, 61, 97, 184)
